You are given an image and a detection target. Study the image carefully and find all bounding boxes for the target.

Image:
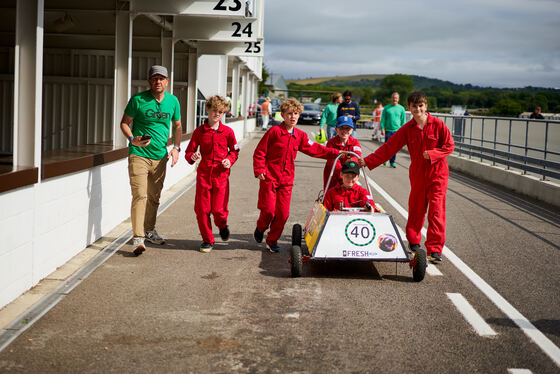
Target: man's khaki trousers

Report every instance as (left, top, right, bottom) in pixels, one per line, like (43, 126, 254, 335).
(128, 154, 168, 238)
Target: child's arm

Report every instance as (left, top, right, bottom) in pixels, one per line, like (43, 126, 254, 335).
(351, 139, 362, 158)
(360, 188, 375, 212)
(184, 129, 200, 164)
(253, 129, 270, 178)
(323, 189, 334, 211)
(424, 121, 455, 163)
(299, 132, 340, 160)
(222, 129, 240, 169)
(361, 126, 407, 169)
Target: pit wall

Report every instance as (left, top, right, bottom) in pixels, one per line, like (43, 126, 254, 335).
(0, 117, 255, 309)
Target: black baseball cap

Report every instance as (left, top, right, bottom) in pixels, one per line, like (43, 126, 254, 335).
(341, 161, 360, 175)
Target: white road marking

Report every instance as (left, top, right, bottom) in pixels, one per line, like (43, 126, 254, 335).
(366, 175, 560, 368)
(447, 293, 497, 336)
(284, 312, 300, 319)
(426, 262, 443, 276)
(507, 369, 533, 374)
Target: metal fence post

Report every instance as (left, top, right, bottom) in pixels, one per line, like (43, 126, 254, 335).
(523, 120, 529, 174)
(493, 119, 498, 166)
(481, 118, 485, 163)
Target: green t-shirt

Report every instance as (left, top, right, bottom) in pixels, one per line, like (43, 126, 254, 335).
(319, 103, 339, 128)
(380, 103, 406, 132)
(125, 90, 181, 160)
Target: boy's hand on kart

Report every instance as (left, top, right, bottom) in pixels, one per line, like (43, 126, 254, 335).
(222, 158, 231, 169)
(257, 173, 266, 180)
(191, 152, 201, 161)
(358, 158, 366, 167)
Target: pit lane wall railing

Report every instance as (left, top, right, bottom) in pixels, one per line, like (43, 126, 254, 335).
(430, 114, 560, 183)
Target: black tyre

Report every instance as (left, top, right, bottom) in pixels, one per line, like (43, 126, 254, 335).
(290, 245, 303, 278)
(412, 248, 427, 282)
(292, 224, 302, 247)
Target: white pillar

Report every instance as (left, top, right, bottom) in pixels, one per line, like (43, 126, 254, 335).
(197, 54, 229, 98)
(161, 33, 174, 93)
(13, 0, 43, 170)
(186, 51, 198, 133)
(240, 69, 248, 117)
(231, 60, 240, 117)
(113, 11, 133, 149)
(251, 75, 258, 109)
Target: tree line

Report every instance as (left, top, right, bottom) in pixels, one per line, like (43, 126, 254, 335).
(285, 73, 560, 117)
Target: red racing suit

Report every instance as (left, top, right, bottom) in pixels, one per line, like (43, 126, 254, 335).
(253, 123, 340, 245)
(323, 183, 375, 212)
(323, 136, 362, 191)
(185, 121, 239, 244)
(363, 113, 454, 255)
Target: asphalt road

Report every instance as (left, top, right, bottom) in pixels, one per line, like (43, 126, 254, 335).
(0, 125, 558, 373)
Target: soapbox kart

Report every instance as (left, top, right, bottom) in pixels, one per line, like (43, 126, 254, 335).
(289, 152, 427, 282)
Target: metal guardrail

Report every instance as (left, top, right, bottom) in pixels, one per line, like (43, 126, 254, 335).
(431, 114, 560, 181)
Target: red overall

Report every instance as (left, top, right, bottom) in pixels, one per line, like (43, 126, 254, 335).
(323, 183, 375, 211)
(185, 121, 239, 244)
(323, 136, 362, 191)
(363, 113, 454, 255)
(253, 123, 339, 245)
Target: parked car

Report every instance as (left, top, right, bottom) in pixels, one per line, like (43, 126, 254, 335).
(298, 103, 322, 125)
(270, 98, 282, 113)
(269, 98, 283, 126)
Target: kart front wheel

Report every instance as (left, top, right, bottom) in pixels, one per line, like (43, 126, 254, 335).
(290, 245, 303, 278)
(412, 248, 427, 282)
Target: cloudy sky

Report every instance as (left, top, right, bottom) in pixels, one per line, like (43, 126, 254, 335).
(263, 0, 560, 88)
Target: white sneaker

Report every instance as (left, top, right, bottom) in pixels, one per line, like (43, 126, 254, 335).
(145, 229, 165, 245)
(132, 237, 146, 256)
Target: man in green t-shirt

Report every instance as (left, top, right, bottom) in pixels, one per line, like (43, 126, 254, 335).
(320, 92, 343, 140)
(380, 92, 406, 168)
(120, 65, 182, 256)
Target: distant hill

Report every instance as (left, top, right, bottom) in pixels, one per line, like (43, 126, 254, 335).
(288, 74, 560, 92)
(286, 74, 386, 86)
(287, 74, 493, 90)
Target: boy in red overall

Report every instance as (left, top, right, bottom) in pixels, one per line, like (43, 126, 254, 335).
(323, 161, 375, 212)
(323, 115, 362, 191)
(253, 98, 341, 252)
(185, 96, 239, 253)
(359, 92, 454, 263)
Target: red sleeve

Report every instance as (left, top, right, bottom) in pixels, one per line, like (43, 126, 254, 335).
(226, 128, 240, 166)
(351, 139, 362, 158)
(253, 129, 271, 177)
(184, 128, 200, 165)
(299, 131, 339, 159)
(364, 124, 408, 169)
(426, 120, 454, 164)
(323, 188, 335, 211)
(360, 186, 375, 211)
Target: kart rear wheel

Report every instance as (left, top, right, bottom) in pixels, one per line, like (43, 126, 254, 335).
(290, 245, 303, 278)
(412, 248, 427, 282)
(292, 224, 302, 247)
